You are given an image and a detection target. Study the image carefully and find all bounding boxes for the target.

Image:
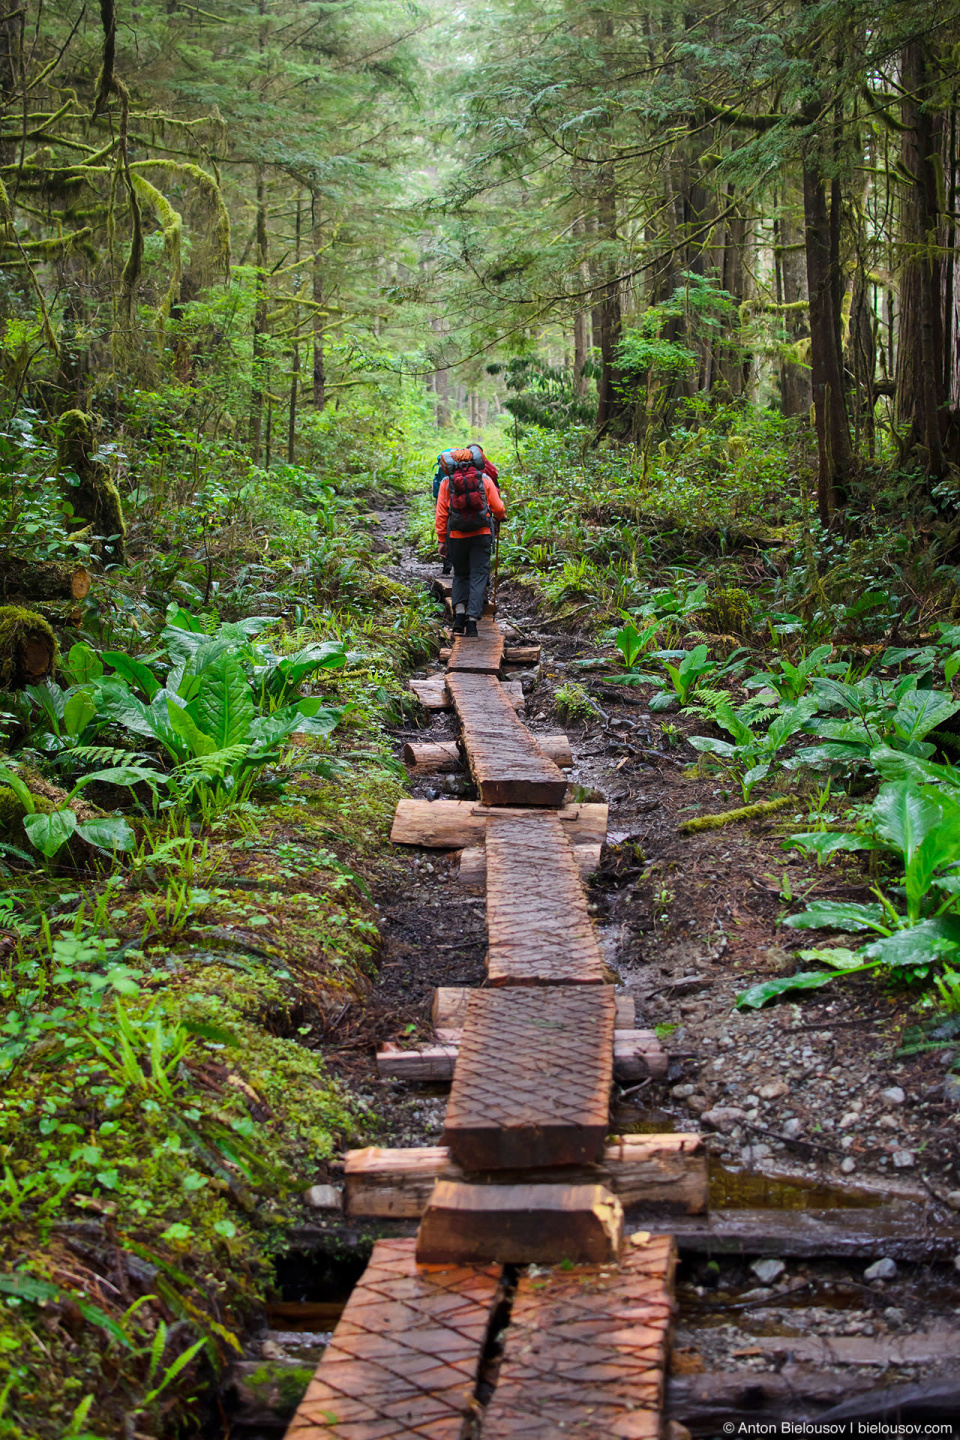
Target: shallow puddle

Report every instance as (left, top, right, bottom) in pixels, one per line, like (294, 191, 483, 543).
(709, 1161, 881, 1210)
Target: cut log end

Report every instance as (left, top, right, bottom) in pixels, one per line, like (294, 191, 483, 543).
(415, 1180, 624, 1265)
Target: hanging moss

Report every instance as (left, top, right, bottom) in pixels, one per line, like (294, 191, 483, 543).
(56, 410, 125, 564)
(678, 795, 794, 833)
(0, 606, 57, 688)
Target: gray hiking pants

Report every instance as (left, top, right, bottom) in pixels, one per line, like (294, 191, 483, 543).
(447, 533, 492, 619)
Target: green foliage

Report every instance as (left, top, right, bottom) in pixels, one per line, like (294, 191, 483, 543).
(554, 682, 599, 724)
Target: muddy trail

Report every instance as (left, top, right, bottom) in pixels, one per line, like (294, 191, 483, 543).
(221, 502, 960, 1438)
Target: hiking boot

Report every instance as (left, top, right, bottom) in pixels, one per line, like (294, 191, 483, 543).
(452, 613, 466, 635)
(465, 618, 479, 638)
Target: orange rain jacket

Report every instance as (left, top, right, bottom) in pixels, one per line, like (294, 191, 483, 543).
(435, 463, 505, 543)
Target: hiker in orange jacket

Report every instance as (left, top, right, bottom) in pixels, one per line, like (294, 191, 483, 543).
(435, 445, 505, 637)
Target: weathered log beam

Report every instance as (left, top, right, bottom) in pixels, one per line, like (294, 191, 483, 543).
(375, 1027, 667, 1083)
(0, 557, 92, 602)
(390, 798, 607, 849)
(343, 1134, 707, 1219)
(431, 986, 635, 1029)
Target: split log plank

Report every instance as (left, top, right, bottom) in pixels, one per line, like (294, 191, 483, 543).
(484, 1237, 676, 1440)
(389, 798, 607, 850)
(446, 614, 504, 674)
(284, 1236, 499, 1440)
(343, 1133, 707, 1219)
(415, 1180, 624, 1265)
(447, 670, 565, 806)
(431, 985, 634, 1029)
(458, 838, 599, 892)
(443, 986, 615, 1170)
(375, 1027, 665, 1083)
(501, 644, 541, 665)
(486, 810, 605, 985)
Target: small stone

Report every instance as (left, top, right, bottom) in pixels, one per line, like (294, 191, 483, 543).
(758, 1080, 789, 1100)
(672, 1083, 695, 1098)
(880, 1086, 906, 1106)
(751, 1258, 786, 1285)
(686, 1094, 709, 1114)
(878, 1114, 899, 1129)
(782, 1118, 803, 1139)
(954, 1255, 960, 1274)
(891, 1149, 915, 1169)
(864, 1258, 897, 1282)
(840, 1157, 856, 1174)
(884, 1306, 905, 1327)
(261, 1339, 289, 1360)
(303, 1184, 342, 1211)
(701, 1106, 746, 1134)
(741, 1142, 771, 1163)
(943, 1074, 960, 1103)
(839, 1111, 860, 1128)
(945, 1191, 960, 1211)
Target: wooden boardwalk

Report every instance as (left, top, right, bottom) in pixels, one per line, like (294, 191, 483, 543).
(486, 810, 606, 985)
(483, 1237, 676, 1439)
(285, 1237, 500, 1439)
(284, 579, 681, 1440)
(443, 987, 615, 1170)
(446, 671, 567, 806)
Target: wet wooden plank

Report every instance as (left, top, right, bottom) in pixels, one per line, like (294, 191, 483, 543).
(486, 811, 605, 985)
(483, 1236, 676, 1440)
(343, 1134, 707, 1220)
(446, 614, 504, 674)
(647, 1208, 960, 1261)
(415, 1180, 623, 1265)
(447, 671, 567, 807)
(389, 799, 607, 849)
(443, 987, 615, 1170)
(284, 1236, 500, 1440)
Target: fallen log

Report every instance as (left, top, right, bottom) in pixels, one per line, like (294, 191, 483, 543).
(679, 795, 793, 833)
(407, 675, 450, 709)
(375, 1027, 667, 1082)
(343, 1134, 707, 1219)
(501, 644, 541, 666)
(389, 798, 607, 849)
(0, 557, 92, 602)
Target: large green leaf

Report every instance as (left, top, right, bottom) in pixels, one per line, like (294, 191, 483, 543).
(166, 699, 217, 759)
(24, 809, 77, 857)
(868, 782, 942, 867)
(892, 690, 960, 744)
(688, 735, 737, 758)
(861, 917, 960, 968)
(66, 643, 103, 684)
(785, 831, 879, 861)
(69, 765, 164, 798)
(102, 650, 160, 701)
(195, 652, 255, 749)
(783, 900, 891, 933)
(736, 969, 840, 1009)
(63, 689, 97, 738)
(870, 744, 960, 793)
(77, 816, 136, 852)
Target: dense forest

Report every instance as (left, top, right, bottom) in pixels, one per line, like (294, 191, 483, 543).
(4, 0, 960, 1435)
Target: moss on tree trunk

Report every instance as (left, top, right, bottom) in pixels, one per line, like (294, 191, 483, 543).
(0, 606, 58, 688)
(56, 410, 125, 564)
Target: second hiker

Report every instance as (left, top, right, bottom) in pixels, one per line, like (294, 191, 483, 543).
(434, 443, 505, 637)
